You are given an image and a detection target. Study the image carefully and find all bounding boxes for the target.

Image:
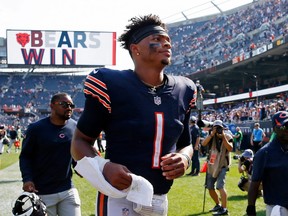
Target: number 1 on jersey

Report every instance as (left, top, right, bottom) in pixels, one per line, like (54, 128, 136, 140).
(152, 112, 164, 168)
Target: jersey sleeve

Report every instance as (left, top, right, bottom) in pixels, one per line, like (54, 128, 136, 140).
(19, 123, 37, 182)
(183, 77, 197, 113)
(176, 76, 197, 149)
(76, 69, 110, 138)
(83, 68, 111, 113)
(251, 149, 266, 182)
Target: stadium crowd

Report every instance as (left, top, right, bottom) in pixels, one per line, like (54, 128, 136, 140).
(0, 0, 287, 142)
(166, 0, 288, 75)
(0, 1, 288, 215)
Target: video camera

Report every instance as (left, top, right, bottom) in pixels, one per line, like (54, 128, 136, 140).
(197, 120, 224, 135)
(196, 119, 213, 128)
(216, 126, 223, 134)
(240, 156, 252, 171)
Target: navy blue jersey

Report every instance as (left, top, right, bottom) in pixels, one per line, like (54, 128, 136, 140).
(20, 117, 77, 195)
(190, 124, 200, 145)
(77, 68, 196, 194)
(252, 138, 288, 207)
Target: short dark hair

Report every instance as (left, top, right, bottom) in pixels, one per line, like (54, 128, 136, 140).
(118, 14, 168, 53)
(50, 92, 70, 103)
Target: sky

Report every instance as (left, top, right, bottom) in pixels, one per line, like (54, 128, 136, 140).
(1, 0, 252, 71)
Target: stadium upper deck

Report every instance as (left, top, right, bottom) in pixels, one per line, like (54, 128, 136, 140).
(0, 0, 287, 115)
(164, 0, 288, 104)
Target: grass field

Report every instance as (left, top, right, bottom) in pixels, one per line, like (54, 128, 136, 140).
(0, 148, 20, 170)
(73, 155, 266, 216)
(0, 148, 266, 216)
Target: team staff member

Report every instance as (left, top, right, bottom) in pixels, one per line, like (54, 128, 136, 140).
(247, 111, 288, 216)
(71, 14, 196, 216)
(250, 123, 266, 153)
(20, 93, 81, 216)
(187, 116, 201, 176)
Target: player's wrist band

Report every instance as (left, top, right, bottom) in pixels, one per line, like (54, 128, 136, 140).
(181, 153, 191, 169)
(246, 205, 256, 215)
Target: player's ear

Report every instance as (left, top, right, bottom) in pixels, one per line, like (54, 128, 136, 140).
(130, 44, 140, 57)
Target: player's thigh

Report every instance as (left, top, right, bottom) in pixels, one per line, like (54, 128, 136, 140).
(96, 193, 140, 216)
(206, 173, 217, 190)
(216, 168, 227, 189)
(39, 193, 58, 216)
(58, 188, 81, 216)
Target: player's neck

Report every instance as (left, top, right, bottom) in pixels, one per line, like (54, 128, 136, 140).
(134, 70, 164, 86)
(49, 115, 67, 126)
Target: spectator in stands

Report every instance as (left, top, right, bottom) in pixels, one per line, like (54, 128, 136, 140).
(247, 111, 288, 216)
(19, 92, 81, 216)
(277, 100, 286, 111)
(250, 123, 266, 153)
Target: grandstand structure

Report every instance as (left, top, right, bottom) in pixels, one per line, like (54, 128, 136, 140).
(166, 0, 287, 103)
(0, 0, 287, 139)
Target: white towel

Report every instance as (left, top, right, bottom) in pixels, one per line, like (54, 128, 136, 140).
(75, 156, 153, 206)
(126, 173, 153, 206)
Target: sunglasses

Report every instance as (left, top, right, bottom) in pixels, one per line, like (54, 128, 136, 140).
(54, 101, 75, 109)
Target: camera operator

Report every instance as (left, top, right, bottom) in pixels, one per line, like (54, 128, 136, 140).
(237, 149, 254, 192)
(202, 120, 233, 215)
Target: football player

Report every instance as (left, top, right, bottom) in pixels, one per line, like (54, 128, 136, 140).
(71, 14, 197, 216)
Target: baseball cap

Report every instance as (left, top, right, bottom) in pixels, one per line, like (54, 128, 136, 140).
(190, 116, 197, 122)
(242, 149, 254, 158)
(272, 111, 288, 128)
(213, 120, 223, 128)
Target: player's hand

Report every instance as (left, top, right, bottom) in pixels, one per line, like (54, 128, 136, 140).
(103, 162, 132, 190)
(23, 181, 38, 193)
(160, 153, 186, 180)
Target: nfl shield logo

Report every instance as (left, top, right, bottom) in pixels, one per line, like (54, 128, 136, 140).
(154, 96, 161, 105)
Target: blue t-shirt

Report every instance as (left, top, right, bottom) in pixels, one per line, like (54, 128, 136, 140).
(252, 128, 264, 142)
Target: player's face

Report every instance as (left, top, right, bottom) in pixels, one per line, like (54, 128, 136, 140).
(52, 96, 74, 120)
(138, 34, 172, 66)
(275, 124, 288, 143)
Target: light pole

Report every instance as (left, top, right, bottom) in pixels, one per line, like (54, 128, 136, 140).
(253, 75, 258, 105)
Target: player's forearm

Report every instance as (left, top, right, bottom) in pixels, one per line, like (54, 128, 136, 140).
(247, 181, 261, 206)
(71, 129, 98, 160)
(178, 145, 193, 158)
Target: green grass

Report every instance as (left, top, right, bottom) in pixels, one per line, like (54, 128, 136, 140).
(1, 150, 266, 216)
(0, 145, 20, 169)
(73, 155, 266, 216)
(165, 157, 266, 216)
